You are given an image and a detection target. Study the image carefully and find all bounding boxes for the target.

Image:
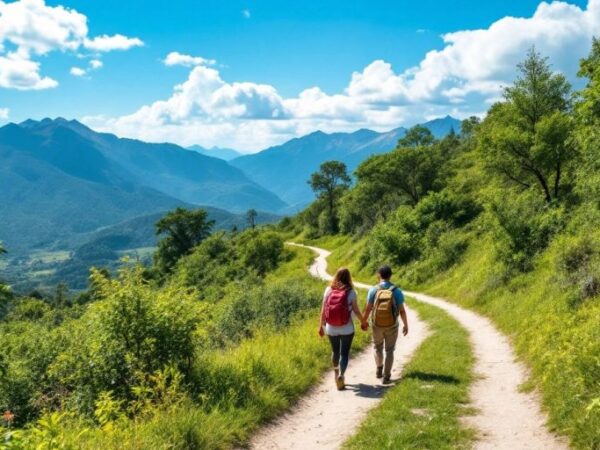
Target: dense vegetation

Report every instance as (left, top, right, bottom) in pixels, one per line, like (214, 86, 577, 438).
(288, 45, 600, 448)
(0, 211, 355, 447)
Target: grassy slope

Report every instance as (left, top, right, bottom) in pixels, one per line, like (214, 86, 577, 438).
(308, 233, 600, 449)
(30, 245, 371, 449)
(344, 300, 475, 450)
(422, 234, 600, 449)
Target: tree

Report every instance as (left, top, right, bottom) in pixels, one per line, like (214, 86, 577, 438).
(308, 161, 351, 233)
(398, 125, 435, 148)
(478, 48, 575, 203)
(246, 209, 258, 229)
(575, 38, 600, 204)
(154, 208, 215, 274)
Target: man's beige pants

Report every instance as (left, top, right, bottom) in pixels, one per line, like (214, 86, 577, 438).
(372, 323, 399, 378)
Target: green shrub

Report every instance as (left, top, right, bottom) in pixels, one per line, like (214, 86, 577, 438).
(490, 190, 566, 272)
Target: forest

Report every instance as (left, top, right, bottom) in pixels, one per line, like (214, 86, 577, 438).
(1, 43, 600, 448)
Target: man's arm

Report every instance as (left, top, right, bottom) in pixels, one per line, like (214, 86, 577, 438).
(398, 304, 409, 336)
(361, 288, 375, 329)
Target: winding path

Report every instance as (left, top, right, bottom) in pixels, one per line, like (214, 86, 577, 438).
(250, 243, 568, 450)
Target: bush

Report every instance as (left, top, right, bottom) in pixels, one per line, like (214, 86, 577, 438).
(555, 233, 600, 306)
(490, 190, 566, 272)
(213, 278, 321, 345)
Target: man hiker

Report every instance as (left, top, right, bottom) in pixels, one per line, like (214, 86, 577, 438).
(361, 265, 408, 384)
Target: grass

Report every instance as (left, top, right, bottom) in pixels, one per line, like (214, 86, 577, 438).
(6, 244, 373, 449)
(343, 299, 475, 450)
(311, 230, 599, 448)
(420, 233, 600, 449)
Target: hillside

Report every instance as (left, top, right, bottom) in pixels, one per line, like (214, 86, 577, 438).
(2, 207, 280, 291)
(231, 116, 461, 209)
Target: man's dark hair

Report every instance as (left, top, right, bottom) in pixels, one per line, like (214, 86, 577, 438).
(377, 265, 392, 280)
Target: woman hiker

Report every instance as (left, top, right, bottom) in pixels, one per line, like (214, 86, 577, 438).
(318, 267, 366, 390)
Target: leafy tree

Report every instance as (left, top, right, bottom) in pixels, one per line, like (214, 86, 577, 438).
(308, 161, 351, 233)
(356, 142, 445, 207)
(246, 209, 258, 229)
(398, 124, 435, 147)
(154, 208, 215, 274)
(478, 48, 575, 203)
(575, 38, 600, 204)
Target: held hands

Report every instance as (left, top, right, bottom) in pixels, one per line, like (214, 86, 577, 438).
(360, 320, 369, 331)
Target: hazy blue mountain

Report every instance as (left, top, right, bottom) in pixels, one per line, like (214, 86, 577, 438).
(230, 116, 462, 209)
(17, 118, 286, 212)
(188, 144, 243, 161)
(421, 115, 462, 138)
(0, 123, 188, 255)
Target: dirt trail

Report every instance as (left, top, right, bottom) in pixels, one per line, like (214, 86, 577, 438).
(249, 247, 430, 450)
(264, 243, 568, 450)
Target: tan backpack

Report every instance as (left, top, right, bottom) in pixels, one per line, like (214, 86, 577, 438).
(372, 285, 398, 327)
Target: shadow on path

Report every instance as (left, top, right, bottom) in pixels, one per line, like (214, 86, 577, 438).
(345, 383, 391, 398)
(403, 371, 460, 384)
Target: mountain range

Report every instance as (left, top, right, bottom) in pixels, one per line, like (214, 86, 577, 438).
(230, 115, 461, 210)
(0, 118, 287, 252)
(0, 114, 461, 290)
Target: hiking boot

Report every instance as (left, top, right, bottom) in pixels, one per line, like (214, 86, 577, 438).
(376, 366, 383, 379)
(382, 376, 391, 384)
(336, 375, 345, 390)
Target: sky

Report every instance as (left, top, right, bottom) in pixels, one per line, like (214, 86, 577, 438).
(0, 0, 595, 152)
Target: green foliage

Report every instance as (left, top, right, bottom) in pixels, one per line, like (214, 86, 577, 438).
(397, 124, 435, 147)
(213, 278, 321, 345)
(154, 207, 215, 274)
(308, 160, 351, 234)
(575, 38, 600, 205)
(478, 48, 576, 203)
(489, 190, 565, 272)
(361, 190, 480, 271)
(239, 231, 284, 276)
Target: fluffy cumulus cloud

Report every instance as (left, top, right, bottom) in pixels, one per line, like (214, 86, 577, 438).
(87, 0, 600, 151)
(163, 52, 216, 67)
(0, 107, 9, 120)
(69, 67, 86, 77)
(0, 0, 143, 89)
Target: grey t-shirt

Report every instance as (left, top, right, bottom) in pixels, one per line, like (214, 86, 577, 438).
(322, 286, 357, 336)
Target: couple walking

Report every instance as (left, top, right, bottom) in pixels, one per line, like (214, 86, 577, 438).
(318, 265, 409, 390)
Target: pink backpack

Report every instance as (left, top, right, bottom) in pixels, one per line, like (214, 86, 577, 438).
(325, 288, 351, 326)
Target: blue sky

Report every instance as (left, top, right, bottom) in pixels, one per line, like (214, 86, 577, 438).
(0, 0, 595, 151)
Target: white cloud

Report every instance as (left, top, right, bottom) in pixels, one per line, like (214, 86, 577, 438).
(83, 34, 143, 52)
(0, 52, 57, 89)
(0, 107, 9, 120)
(86, 0, 600, 152)
(89, 59, 103, 69)
(0, 0, 143, 90)
(242, 9, 251, 19)
(70, 66, 86, 77)
(163, 52, 216, 67)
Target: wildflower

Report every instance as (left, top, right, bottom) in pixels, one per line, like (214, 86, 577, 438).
(2, 410, 14, 424)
